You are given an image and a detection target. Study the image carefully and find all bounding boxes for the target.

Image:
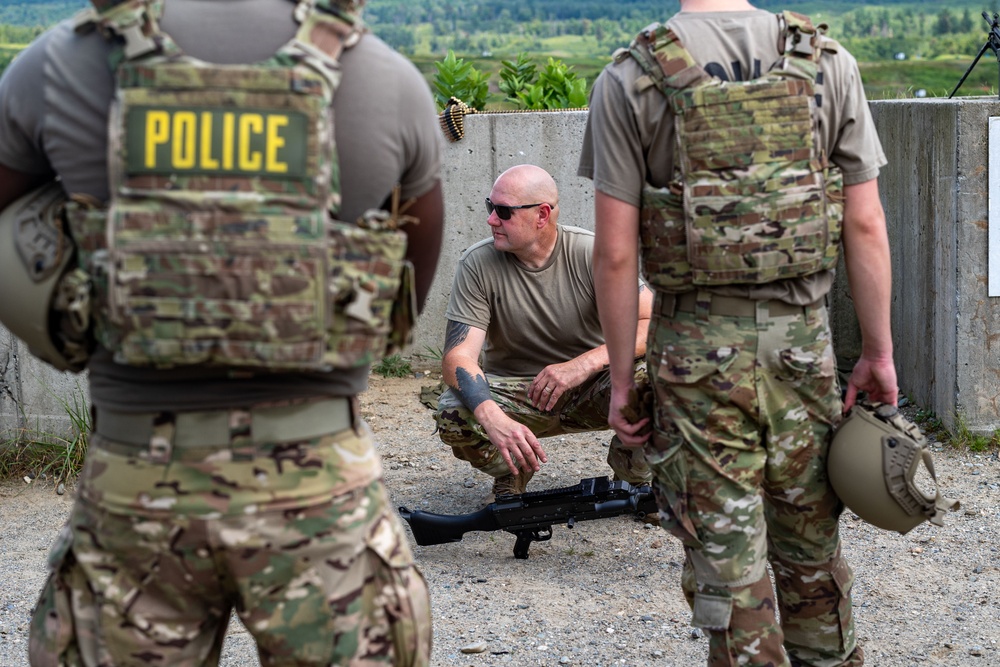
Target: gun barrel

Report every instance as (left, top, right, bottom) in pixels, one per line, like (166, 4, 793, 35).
(398, 505, 501, 546)
(398, 477, 660, 557)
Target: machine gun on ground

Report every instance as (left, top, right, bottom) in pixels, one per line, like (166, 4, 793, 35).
(398, 476, 658, 559)
(950, 11, 1000, 99)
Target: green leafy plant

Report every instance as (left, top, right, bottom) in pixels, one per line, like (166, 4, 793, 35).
(515, 57, 588, 110)
(499, 53, 538, 102)
(432, 50, 489, 111)
(372, 353, 413, 378)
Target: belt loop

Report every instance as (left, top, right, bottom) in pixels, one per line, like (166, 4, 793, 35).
(658, 293, 677, 318)
(148, 412, 175, 464)
(229, 409, 255, 461)
(755, 300, 769, 331)
(810, 296, 826, 325)
(695, 290, 711, 323)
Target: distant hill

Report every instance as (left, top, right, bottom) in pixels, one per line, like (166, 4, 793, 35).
(0, 0, 994, 28)
(0, 1, 83, 27)
(3, 0, 997, 99)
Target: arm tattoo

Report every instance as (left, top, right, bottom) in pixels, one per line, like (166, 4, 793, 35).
(455, 367, 492, 411)
(444, 320, 471, 355)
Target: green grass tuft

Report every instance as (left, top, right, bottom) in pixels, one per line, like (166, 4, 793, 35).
(0, 389, 90, 486)
(372, 354, 413, 378)
(948, 412, 1000, 453)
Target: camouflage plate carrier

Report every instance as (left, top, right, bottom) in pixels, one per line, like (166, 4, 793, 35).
(625, 11, 844, 290)
(67, 0, 416, 371)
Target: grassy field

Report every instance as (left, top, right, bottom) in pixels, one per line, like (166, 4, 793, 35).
(1, 7, 998, 103)
(411, 51, 1000, 107)
(398, 20, 1000, 105)
(861, 56, 1000, 98)
(0, 40, 987, 105)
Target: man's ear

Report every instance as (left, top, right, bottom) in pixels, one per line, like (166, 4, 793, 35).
(536, 202, 553, 228)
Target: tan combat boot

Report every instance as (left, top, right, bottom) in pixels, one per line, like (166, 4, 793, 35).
(483, 469, 534, 505)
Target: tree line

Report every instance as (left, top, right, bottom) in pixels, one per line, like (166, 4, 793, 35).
(2, 0, 998, 79)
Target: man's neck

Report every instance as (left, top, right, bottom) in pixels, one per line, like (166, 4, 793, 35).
(514, 225, 559, 270)
(680, 0, 755, 12)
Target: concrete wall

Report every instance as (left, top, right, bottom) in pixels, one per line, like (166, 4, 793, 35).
(4, 100, 1000, 441)
(0, 330, 88, 446)
(833, 97, 1000, 435)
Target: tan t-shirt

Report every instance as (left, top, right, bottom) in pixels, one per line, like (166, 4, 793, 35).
(578, 9, 887, 304)
(447, 225, 607, 377)
(0, 1, 442, 410)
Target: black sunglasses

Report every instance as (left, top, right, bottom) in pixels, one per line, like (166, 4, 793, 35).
(486, 198, 544, 221)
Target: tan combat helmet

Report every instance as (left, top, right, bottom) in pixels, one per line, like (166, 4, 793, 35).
(0, 184, 91, 372)
(828, 401, 960, 534)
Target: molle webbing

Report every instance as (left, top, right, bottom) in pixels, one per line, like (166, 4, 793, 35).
(69, 0, 414, 372)
(633, 12, 844, 290)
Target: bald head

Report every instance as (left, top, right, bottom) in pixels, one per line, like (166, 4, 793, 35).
(486, 164, 562, 267)
(493, 164, 559, 223)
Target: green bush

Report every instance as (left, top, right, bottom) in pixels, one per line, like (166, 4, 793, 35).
(435, 51, 588, 111)
(432, 50, 490, 110)
(499, 53, 537, 102)
(520, 57, 588, 110)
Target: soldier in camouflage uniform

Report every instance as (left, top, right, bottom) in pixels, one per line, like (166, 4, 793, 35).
(583, 1, 898, 666)
(0, 1, 443, 665)
(435, 164, 653, 500)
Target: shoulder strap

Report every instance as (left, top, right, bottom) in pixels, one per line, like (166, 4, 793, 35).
(627, 22, 711, 97)
(779, 11, 820, 61)
(74, 0, 163, 60)
(74, 0, 366, 66)
(291, 0, 366, 67)
(777, 10, 840, 63)
(772, 11, 833, 82)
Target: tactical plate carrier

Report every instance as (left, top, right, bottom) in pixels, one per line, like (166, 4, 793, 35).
(627, 11, 844, 291)
(67, 0, 415, 371)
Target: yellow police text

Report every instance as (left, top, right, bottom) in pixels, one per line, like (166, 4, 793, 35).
(142, 110, 292, 174)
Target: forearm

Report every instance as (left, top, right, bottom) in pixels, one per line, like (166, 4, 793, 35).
(842, 181, 893, 361)
(562, 313, 648, 379)
(442, 319, 495, 412)
(572, 319, 648, 370)
(634, 314, 651, 358)
(566, 345, 610, 377)
(401, 180, 444, 313)
(593, 193, 642, 391)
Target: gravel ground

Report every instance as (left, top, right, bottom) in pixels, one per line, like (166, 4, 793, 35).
(1, 374, 997, 667)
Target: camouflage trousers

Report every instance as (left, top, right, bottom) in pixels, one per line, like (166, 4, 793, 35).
(29, 401, 431, 667)
(433, 366, 651, 483)
(645, 292, 862, 667)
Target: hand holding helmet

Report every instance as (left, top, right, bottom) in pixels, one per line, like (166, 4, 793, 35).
(828, 401, 960, 534)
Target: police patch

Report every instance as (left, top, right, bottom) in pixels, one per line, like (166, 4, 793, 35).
(125, 106, 309, 178)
